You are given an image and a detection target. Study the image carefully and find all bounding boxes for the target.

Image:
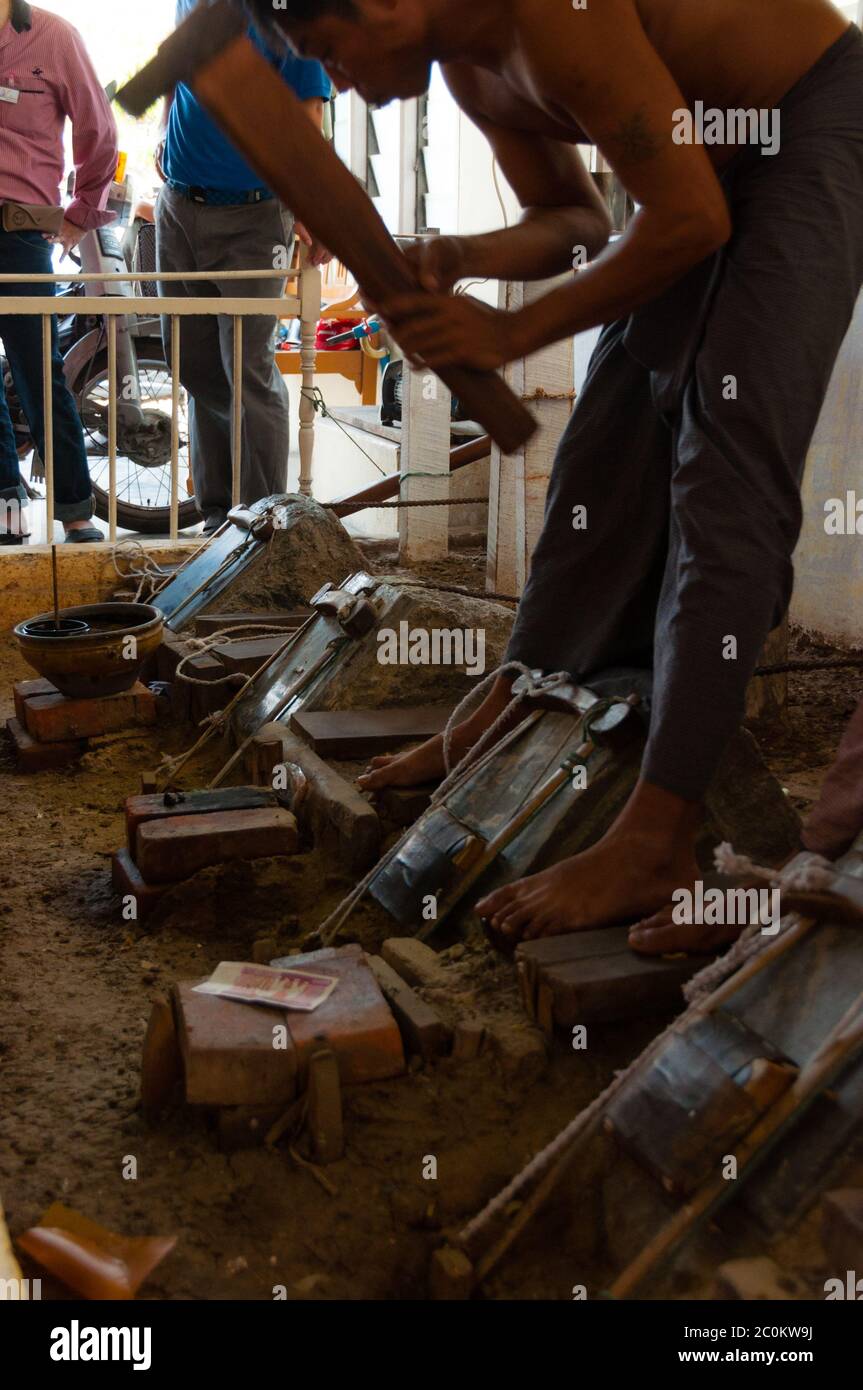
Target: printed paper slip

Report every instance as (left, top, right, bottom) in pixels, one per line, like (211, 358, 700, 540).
(193, 962, 337, 1013)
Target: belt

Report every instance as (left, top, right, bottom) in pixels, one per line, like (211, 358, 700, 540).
(167, 182, 274, 207)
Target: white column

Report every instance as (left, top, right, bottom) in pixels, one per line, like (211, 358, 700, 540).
(398, 364, 451, 563)
(487, 275, 575, 596)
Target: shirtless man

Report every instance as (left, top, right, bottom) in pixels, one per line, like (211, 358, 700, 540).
(250, 0, 863, 952)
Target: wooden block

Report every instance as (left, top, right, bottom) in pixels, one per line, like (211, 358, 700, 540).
(289, 705, 452, 759)
(451, 1021, 485, 1062)
(382, 938, 446, 991)
(516, 927, 704, 1028)
(111, 848, 167, 921)
(195, 610, 307, 638)
(271, 944, 407, 1085)
(23, 682, 157, 743)
(210, 636, 289, 678)
(156, 632, 191, 683)
(135, 807, 299, 885)
(252, 725, 381, 875)
(191, 652, 230, 679)
(125, 785, 282, 850)
(368, 955, 451, 1061)
(6, 716, 86, 772)
(13, 676, 57, 724)
(821, 1189, 863, 1274)
(307, 1048, 344, 1164)
(173, 982, 299, 1108)
(140, 997, 182, 1122)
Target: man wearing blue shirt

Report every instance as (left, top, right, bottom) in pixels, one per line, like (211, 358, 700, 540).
(156, 0, 331, 533)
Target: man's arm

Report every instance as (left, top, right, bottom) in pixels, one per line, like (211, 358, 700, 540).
(438, 63, 612, 284)
(55, 25, 119, 237)
(383, 0, 731, 368)
(510, 0, 731, 352)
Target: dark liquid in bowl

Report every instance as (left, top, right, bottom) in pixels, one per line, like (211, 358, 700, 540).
(22, 619, 91, 639)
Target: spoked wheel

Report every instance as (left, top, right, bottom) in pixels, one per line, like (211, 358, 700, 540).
(73, 337, 201, 535)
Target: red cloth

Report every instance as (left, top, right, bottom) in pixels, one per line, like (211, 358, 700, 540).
(802, 693, 863, 859)
(316, 318, 360, 351)
(0, 4, 118, 229)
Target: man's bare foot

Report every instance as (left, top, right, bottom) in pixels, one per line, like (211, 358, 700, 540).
(475, 779, 702, 944)
(628, 906, 742, 957)
(358, 673, 520, 792)
(358, 733, 450, 791)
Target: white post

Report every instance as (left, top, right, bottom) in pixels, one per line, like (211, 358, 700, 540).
(298, 252, 321, 497)
(170, 315, 181, 541)
(42, 316, 54, 541)
(232, 315, 243, 509)
(107, 315, 118, 542)
(398, 364, 451, 563)
(487, 275, 575, 596)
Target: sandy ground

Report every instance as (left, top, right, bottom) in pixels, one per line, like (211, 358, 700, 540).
(1, 558, 861, 1300)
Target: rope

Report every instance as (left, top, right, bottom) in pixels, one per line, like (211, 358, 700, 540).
(521, 388, 578, 403)
(300, 385, 388, 478)
(438, 660, 533, 784)
(326, 496, 489, 510)
(174, 623, 299, 688)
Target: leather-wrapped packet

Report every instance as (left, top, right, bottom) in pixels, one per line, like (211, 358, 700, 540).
(2, 201, 65, 234)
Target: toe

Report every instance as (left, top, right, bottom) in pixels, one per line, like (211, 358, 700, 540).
(628, 914, 691, 956)
(475, 889, 510, 918)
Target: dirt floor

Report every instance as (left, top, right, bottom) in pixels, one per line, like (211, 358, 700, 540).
(1, 548, 861, 1301)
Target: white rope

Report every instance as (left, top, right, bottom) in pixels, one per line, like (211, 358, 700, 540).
(174, 623, 298, 688)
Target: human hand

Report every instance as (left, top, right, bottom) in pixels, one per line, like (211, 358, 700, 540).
(295, 221, 333, 268)
(44, 218, 84, 256)
(380, 291, 522, 372)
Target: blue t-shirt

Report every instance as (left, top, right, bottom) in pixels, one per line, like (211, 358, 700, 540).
(164, 0, 331, 191)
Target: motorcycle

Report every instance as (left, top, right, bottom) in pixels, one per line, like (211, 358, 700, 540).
(3, 172, 200, 536)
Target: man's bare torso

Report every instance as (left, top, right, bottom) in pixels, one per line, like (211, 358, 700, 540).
(446, 0, 850, 161)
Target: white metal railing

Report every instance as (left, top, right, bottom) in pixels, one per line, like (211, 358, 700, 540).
(0, 260, 322, 542)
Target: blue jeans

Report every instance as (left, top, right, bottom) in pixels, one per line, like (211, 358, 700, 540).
(0, 229, 93, 522)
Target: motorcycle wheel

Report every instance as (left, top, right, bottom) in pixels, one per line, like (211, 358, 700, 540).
(71, 337, 202, 536)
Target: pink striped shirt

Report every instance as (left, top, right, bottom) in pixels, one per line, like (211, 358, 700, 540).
(0, 1, 117, 229)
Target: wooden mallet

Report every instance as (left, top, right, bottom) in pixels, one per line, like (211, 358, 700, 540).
(117, 0, 537, 455)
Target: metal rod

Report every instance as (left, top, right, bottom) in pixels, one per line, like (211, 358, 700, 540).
(232, 316, 243, 509)
(107, 316, 118, 543)
(171, 315, 181, 542)
(51, 544, 59, 630)
(42, 316, 54, 540)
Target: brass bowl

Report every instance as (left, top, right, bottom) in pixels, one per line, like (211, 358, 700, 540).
(14, 603, 164, 699)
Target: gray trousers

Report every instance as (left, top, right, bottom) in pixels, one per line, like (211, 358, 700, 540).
(507, 25, 863, 802)
(155, 185, 294, 516)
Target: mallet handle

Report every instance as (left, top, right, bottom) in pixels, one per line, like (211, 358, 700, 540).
(193, 38, 537, 455)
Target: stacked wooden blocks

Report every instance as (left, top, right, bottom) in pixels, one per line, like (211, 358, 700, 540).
(112, 786, 299, 919)
(7, 677, 161, 772)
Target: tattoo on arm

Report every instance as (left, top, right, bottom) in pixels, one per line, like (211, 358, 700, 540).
(610, 108, 662, 164)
